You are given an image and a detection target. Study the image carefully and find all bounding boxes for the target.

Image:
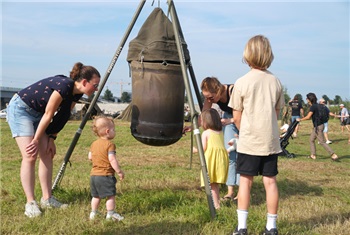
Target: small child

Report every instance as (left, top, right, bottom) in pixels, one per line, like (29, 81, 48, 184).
(200, 108, 229, 209)
(280, 124, 289, 138)
(227, 135, 239, 153)
(88, 116, 125, 221)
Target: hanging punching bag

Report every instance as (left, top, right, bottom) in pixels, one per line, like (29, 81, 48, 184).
(127, 7, 190, 146)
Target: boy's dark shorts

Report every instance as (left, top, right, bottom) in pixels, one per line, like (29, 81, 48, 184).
(90, 175, 117, 198)
(237, 153, 279, 176)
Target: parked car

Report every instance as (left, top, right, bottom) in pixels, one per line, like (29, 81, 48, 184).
(0, 109, 7, 119)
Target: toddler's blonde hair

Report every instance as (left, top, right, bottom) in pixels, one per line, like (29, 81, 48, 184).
(92, 116, 114, 137)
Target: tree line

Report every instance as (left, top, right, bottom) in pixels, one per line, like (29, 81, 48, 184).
(102, 88, 131, 103)
(102, 85, 348, 112)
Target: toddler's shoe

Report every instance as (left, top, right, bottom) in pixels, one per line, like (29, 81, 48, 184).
(89, 211, 100, 220)
(106, 211, 124, 221)
(227, 138, 238, 153)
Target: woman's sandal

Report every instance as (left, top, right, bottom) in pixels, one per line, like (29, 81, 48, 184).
(307, 155, 316, 160)
(221, 196, 236, 202)
(331, 154, 339, 161)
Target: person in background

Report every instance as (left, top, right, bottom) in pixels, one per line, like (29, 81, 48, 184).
(318, 98, 336, 144)
(340, 104, 350, 133)
(229, 35, 284, 235)
(280, 104, 291, 127)
(185, 76, 240, 202)
(6, 62, 101, 218)
(200, 108, 229, 210)
(298, 93, 339, 161)
(88, 116, 125, 221)
(288, 95, 304, 137)
(339, 104, 350, 144)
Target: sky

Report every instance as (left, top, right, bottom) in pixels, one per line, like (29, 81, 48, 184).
(1, 0, 349, 103)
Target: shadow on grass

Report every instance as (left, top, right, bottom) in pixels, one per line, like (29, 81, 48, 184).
(53, 186, 204, 215)
(52, 187, 91, 204)
(54, 177, 325, 215)
(97, 221, 200, 235)
(292, 211, 350, 232)
(250, 178, 323, 206)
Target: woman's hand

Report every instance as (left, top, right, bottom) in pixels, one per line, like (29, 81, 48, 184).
(182, 125, 192, 135)
(47, 138, 56, 158)
(26, 139, 39, 157)
(221, 118, 233, 126)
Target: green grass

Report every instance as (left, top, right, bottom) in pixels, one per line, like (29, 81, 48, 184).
(1, 118, 349, 235)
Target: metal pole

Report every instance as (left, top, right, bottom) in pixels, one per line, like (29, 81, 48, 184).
(166, 4, 203, 111)
(166, 0, 203, 170)
(188, 62, 203, 111)
(52, 0, 146, 191)
(167, 0, 216, 220)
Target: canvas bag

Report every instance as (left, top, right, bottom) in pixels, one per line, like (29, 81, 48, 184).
(127, 8, 190, 146)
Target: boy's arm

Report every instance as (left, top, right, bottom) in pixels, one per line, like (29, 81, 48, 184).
(88, 151, 92, 161)
(108, 153, 124, 180)
(233, 110, 242, 131)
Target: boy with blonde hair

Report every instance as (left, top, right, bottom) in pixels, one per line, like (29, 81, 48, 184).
(88, 116, 124, 221)
(229, 35, 284, 235)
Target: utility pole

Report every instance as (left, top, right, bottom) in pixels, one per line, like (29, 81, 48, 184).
(115, 80, 131, 97)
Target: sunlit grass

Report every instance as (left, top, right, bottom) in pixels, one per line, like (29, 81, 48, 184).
(0, 118, 349, 235)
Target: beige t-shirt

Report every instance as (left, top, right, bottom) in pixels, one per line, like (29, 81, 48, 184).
(228, 69, 285, 156)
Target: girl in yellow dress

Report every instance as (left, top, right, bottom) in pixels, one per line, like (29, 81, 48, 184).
(200, 108, 229, 209)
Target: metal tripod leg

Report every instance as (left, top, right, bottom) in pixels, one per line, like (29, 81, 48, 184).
(167, 0, 216, 220)
(52, 0, 216, 220)
(52, 0, 146, 191)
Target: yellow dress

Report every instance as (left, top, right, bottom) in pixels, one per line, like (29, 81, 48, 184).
(200, 130, 229, 187)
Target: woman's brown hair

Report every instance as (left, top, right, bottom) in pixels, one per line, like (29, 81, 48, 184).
(200, 76, 225, 96)
(70, 62, 100, 82)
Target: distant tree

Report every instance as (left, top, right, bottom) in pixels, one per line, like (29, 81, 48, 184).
(121, 91, 131, 103)
(333, 95, 342, 104)
(322, 95, 330, 104)
(103, 88, 115, 102)
(283, 86, 290, 104)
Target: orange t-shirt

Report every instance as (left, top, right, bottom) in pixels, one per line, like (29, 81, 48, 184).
(90, 139, 116, 176)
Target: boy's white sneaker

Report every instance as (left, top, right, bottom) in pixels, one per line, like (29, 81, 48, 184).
(106, 212, 124, 221)
(89, 211, 100, 220)
(25, 201, 42, 218)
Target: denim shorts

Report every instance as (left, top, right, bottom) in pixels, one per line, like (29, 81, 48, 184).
(7, 94, 43, 138)
(323, 122, 328, 133)
(291, 116, 300, 123)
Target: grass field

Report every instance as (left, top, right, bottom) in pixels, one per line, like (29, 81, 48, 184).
(0, 118, 349, 235)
